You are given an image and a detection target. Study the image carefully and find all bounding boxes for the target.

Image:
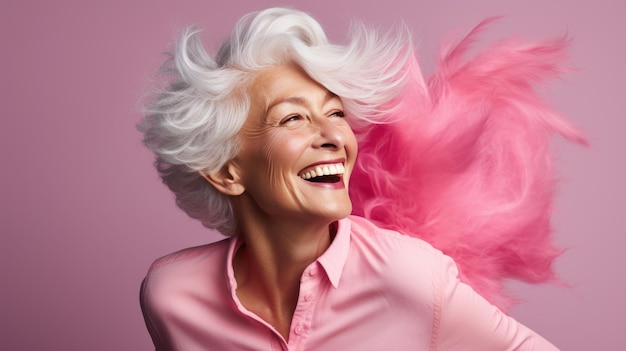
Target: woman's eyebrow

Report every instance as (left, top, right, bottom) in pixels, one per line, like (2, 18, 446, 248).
(267, 91, 339, 113)
(267, 96, 307, 113)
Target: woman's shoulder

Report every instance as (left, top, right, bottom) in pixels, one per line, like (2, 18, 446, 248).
(140, 238, 236, 345)
(147, 238, 231, 272)
(347, 215, 443, 257)
(142, 238, 231, 294)
(345, 215, 453, 302)
(346, 215, 450, 277)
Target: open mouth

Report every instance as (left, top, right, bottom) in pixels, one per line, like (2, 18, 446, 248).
(299, 162, 345, 183)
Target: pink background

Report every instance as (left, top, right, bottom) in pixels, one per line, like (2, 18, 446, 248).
(1, 0, 623, 349)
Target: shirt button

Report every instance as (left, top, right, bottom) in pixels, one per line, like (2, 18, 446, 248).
(295, 325, 304, 335)
(308, 267, 318, 277)
(304, 293, 313, 302)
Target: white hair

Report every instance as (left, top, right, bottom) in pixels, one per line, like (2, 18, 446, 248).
(139, 7, 412, 235)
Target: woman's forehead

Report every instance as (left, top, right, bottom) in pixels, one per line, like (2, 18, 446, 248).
(249, 65, 333, 104)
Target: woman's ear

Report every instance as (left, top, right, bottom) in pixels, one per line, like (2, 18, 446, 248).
(200, 162, 245, 196)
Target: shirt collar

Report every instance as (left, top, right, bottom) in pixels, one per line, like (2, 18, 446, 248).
(316, 217, 351, 288)
(225, 217, 351, 290)
(226, 236, 242, 294)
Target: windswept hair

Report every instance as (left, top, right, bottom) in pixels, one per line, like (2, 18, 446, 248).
(139, 7, 412, 235)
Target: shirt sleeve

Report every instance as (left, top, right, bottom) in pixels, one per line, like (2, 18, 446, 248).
(140, 276, 174, 351)
(431, 254, 560, 351)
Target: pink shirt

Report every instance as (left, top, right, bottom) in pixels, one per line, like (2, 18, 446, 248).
(141, 216, 558, 350)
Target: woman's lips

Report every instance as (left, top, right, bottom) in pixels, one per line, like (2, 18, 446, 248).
(299, 162, 345, 181)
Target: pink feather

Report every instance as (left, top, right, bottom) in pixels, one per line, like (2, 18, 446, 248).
(349, 20, 586, 310)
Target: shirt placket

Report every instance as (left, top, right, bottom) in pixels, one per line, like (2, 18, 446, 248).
(285, 262, 322, 351)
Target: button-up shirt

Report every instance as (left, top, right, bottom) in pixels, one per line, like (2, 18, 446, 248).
(140, 216, 558, 350)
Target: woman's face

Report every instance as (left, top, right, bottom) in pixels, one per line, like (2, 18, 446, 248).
(230, 65, 358, 224)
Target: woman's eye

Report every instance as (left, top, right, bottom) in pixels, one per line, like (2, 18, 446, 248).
(330, 110, 345, 118)
(280, 115, 302, 124)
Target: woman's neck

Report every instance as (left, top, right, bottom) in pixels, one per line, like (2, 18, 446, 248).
(235, 217, 333, 296)
(232, 214, 335, 341)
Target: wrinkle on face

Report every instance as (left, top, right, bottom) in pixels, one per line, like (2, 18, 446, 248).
(231, 64, 357, 222)
(236, 124, 307, 213)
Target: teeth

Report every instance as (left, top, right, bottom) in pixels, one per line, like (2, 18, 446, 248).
(300, 163, 345, 180)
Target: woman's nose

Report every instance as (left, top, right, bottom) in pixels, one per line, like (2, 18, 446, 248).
(312, 116, 346, 150)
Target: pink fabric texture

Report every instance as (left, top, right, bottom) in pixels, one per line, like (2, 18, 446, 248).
(349, 20, 586, 309)
(141, 216, 558, 350)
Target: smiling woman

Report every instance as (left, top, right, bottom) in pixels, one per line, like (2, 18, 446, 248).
(227, 65, 357, 220)
(138, 7, 571, 350)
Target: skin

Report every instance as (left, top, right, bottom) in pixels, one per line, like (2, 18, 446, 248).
(202, 64, 358, 341)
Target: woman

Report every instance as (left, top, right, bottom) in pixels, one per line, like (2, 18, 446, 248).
(139, 7, 562, 350)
